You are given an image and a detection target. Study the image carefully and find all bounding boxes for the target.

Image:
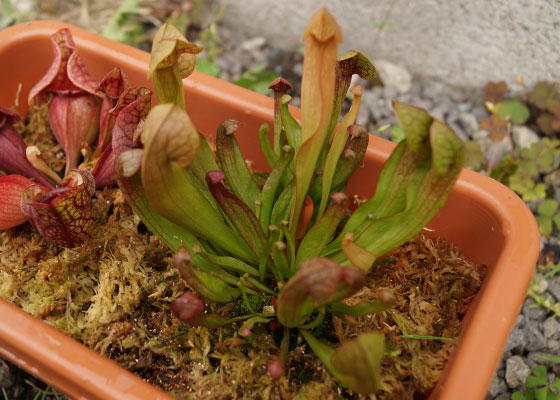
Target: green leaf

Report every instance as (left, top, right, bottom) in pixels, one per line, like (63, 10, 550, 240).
(463, 140, 485, 171)
(553, 213, 560, 232)
(319, 51, 375, 165)
(205, 170, 267, 259)
(174, 246, 241, 303)
(258, 123, 278, 169)
(0, 0, 22, 29)
(260, 145, 295, 232)
(270, 179, 296, 227)
(511, 392, 528, 400)
(187, 132, 220, 187)
(216, 120, 261, 212)
(337, 102, 432, 238)
(280, 95, 303, 151)
(508, 172, 546, 202)
(102, 0, 144, 46)
(300, 330, 385, 395)
(239, 316, 271, 335)
(340, 232, 377, 273)
(296, 194, 349, 264)
(309, 125, 369, 204)
(535, 354, 560, 364)
(495, 100, 530, 124)
(195, 58, 221, 77)
(115, 156, 199, 252)
(391, 124, 405, 143)
(526, 366, 549, 388)
(538, 200, 559, 217)
(523, 140, 560, 174)
(370, 21, 394, 30)
(528, 81, 559, 111)
(233, 64, 278, 95)
(537, 216, 553, 237)
(195, 249, 259, 277)
(349, 119, 464, 259)
(318, 86, 362, 218)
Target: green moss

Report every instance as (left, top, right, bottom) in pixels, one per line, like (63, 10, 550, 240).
(230, 293, 271, 317)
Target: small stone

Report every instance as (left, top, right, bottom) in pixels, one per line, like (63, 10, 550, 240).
(488, 374, 507, 396)
(486, 140, 512, 167)
(411, 99, 434, 111)
(429, 103, 449, 121)
(374, 59, 412, 94)
(457, 112, 479, 137)
(0, 358, 12, 388)
(472, 129, 489, 140)
(457, 101, 472, 113)
(539, 279, 549, 293)
(356, 106, 370, 127)
(548, 279, 560, 302)
(505, 315, 526, 353)
(471, 105, 488, 121)
(526, 324, 548, 352)
(382, 85, 398, 101)
(543, 317, 560, 340)
(505, 356, 531, 388)
(241, 36, 266, 51)
(292, 62, 303, 77)
(523, 298, 547, 321)
(548, 339, 560, 353)
(512, 126, 540, 149)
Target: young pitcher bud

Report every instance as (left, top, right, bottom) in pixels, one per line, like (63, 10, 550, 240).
(170, 292, 204, 323)
(267, 359, 285, 382)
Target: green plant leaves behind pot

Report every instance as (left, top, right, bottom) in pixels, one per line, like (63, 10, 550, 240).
(495, 100, 530, 125)
(536, 199, 560, 237)
(300, 330, 385, 395)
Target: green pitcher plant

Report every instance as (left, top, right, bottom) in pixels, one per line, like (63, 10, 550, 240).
(110, 8, 465, 395)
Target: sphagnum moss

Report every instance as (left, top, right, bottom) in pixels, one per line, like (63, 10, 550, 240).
(0, 182, 484, 399)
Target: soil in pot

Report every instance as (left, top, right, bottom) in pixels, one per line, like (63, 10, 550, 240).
(0, 104, 485, 400)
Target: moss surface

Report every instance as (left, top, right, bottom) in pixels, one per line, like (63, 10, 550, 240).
(0, 106, 485, 399)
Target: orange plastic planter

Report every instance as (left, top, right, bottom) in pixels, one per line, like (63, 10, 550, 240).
(0, 21, 540, 400)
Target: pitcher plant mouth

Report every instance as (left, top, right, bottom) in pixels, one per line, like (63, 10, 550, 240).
(0, 13, 540, 400)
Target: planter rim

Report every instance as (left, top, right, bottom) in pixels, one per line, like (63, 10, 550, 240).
(0, 20, 540, 400)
